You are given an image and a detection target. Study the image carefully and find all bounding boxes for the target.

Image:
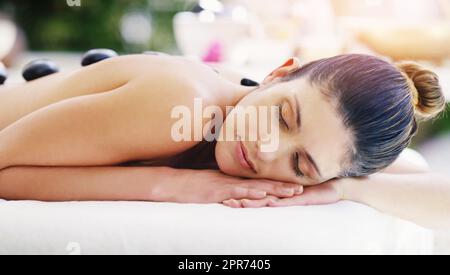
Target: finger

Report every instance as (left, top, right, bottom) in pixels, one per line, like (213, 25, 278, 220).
(223, 199, 243, 208)
(239, 195, 281, 208)
(268, 190, 332, 207)
(258, 180, 304, 195)
(241, 198, 271, 208)
(268, 195, 308, 207)
(294, 185, 303, 195)
(229, 187, 267, 200)
(241, 181, 303, 198)
(270, 181, 344, 207)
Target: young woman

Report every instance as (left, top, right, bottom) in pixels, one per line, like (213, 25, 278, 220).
(0, 53, 448, 229)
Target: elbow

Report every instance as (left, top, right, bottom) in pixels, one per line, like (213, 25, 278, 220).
(0, 148, 14, 172)
(0, 167, 10, 199)
(0, 167, 14, 199)
(0, 166, 27, 200)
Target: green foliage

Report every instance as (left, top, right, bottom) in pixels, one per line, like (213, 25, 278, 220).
(427, 104, 450, 134)
(0, 0, 196, 53)
(411, 103, 450, 146)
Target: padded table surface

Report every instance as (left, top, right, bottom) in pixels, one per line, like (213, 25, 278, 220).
(0, 200, 433, 255)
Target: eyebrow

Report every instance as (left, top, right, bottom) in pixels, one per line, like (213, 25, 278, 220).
(294, 96, 301, 129)
(292, 96, 322, 179)
(305, 151, 322, 178)
(294, 98, 322, 178)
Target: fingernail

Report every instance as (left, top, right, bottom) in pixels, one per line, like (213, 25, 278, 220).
(230, 199, 243, 208)
(295, 186, 303, 195)
(281, 188, 295, 196)
(268, 199, 279, 207)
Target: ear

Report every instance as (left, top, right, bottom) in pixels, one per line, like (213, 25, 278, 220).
(262, 57, 301, 85)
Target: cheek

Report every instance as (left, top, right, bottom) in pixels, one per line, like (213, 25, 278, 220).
(255, 152, 321, 185)
(214, 142, 227, 169)
(253, 155, 290, 181)
(215, 141, 235, 175)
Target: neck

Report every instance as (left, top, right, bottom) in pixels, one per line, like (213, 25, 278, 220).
(232, 85, 254, 106)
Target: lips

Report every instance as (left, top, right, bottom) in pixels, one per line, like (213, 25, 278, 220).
(236, 138, 257, 174)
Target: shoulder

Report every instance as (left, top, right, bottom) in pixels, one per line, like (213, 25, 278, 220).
(108, 54, 212, 80)
(383, 148, 431, 174)
(119, 55, 221, 105)
(400, 148, 430, 170)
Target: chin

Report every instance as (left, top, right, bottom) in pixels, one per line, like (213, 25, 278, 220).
(215, 142, 241, 177)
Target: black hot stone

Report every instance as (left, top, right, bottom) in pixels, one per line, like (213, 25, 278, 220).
(241, 78, 260, 87)
(22, 59, 60, 82)
(0, 62, 7, 85)
(81, 49, 118, 67)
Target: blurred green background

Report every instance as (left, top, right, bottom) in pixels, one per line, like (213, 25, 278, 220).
(0, 0, 195, 53)
(0, 0, 448, 144)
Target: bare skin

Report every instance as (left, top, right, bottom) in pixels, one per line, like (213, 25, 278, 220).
(0, 55, 235, 166)
(0, 55, 302, 202)
(0, 54, 449, 230)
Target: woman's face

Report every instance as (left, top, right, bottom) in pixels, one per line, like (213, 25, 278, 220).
(215, 75, 353, 186)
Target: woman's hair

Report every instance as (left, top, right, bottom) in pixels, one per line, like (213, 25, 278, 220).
(282, 54, 446, 177)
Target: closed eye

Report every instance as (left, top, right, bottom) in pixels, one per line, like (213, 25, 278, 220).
(292, 152, 304, 177)
(278, 104, 289, 130)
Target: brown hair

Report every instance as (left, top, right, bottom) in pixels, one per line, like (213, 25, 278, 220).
(283, 54, 446, 177)
(395, 62, 446, 120)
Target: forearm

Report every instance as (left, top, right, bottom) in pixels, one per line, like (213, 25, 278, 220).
(342, 173, 450, 229)
(0, 166, 177, 202)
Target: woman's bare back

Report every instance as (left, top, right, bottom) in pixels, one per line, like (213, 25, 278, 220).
(0, 55, 238, 170)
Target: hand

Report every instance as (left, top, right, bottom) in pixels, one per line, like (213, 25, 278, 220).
(153, 169, 303, 204)
(223, 178, 345, 208)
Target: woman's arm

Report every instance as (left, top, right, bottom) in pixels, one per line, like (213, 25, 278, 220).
(229, 149, 450, 229)
(0, 166, 302, 202)
(229, 172, 450, 230)
(340, 149, 450, 229)
(341, 173, 450, 230)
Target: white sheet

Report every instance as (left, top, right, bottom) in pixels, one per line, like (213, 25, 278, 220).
(0, 200, 433, 255)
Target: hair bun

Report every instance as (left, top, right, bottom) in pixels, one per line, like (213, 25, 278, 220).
(395, 62, 446, 120)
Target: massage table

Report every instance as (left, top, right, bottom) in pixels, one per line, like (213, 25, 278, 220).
(0, 150, 434, 255)
(0, 199, 433, 255)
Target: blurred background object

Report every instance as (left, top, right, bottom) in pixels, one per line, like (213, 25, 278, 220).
(0, 0, 449, 254)
(333, 0, 450, 61)
(0, 0, 196, 54)
(0, 14, 25, 66)
(1, 0, 449, 65)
